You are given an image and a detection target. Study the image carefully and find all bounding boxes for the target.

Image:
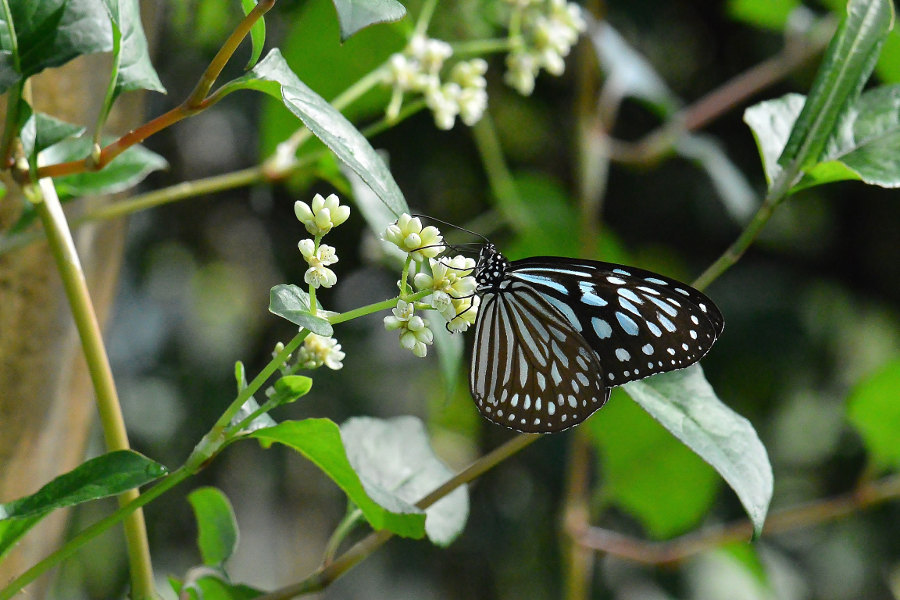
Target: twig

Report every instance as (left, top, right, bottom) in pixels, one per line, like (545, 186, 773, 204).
(608, 16, 835, 166)
(573, 473, 900, 566)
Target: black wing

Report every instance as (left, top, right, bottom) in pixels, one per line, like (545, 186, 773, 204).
(506, 257, 724, 387)
(470, 280, 610, 433)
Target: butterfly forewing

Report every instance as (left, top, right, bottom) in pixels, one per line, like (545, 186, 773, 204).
(470, 281, 611, 433)
(506, 257, 724, 387)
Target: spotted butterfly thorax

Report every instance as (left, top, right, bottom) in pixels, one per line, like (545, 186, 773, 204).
(469, 243, 724, 434)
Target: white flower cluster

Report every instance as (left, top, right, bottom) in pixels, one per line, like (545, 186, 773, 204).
(414, 256, 480, 333)
(296, 333, 346, 370)
(382, 214, 480, 357)
(295, 193, 351, 289)
(504, 0, 586, 96)
(382, 213, 444, 263)
(383, 300, 434, 358)
(384, 34, 489, 130)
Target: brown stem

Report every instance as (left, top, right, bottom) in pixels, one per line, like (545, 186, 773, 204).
(31, 0, 276, 181)
(574, 474, 900, 566)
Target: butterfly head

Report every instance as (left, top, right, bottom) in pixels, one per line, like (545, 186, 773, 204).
(475, 243, 509, 292)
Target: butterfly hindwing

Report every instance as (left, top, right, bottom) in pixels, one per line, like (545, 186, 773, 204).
(470, 281, 610, 433)
(506, 257, 724, 387)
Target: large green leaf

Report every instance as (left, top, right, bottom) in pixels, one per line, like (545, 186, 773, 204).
(589, 389, 720, 538)
(0, 450, 167, 559)
(0, 0, 113, 92)
(847, 356, 900, 471)
(40, 136, 167, 197)
(623, 365, 773, 537)
(103, 0, 165, 95)
(341, 416, 469, 546)
(331, 0, 407, 42)
(188, 487, 239, 567)
(268, 283, 334, 336)
(250, 419, 427, 539)
(746, 86, 900, 189)
(777, 0, 894, 172)
(222, 49, 407, 218)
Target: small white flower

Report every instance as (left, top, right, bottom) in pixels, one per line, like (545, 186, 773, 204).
(505, 50, 539, 96)
(295, 193, 350, 237)
(414, 256, 477, 306)
(384, 300, 434, 357)
(299, 239, 339, 288)
(297, 334, 345, 370)
(450, 59, 488, 90)
(425, 82, 462, 130)
(458, 87, 488, 126)
(409, 34, 453, 74)
(382, 214, 444, 262)
(443, 295, 480, 333)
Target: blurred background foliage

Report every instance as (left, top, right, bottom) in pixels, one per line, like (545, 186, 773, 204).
(51, 0, 899, 598)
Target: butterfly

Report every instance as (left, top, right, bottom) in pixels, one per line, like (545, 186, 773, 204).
(468, 243, 724, 433)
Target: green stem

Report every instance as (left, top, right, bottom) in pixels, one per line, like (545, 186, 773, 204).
(31, 179, 155, 599)
(361, 99, 427, 138)
(217, 332, 308, 434)
(414, 0, 439, 37)
(0, 464, 195, 600)
(186, 0, 275, 106)
(0, 0, 20, 167)
(322, 507, 365, 566)
(328, 290, 432, 325)
(450, 38, 511, 57)
(692, 166, 798, 291)
(0, 330, 310, 599)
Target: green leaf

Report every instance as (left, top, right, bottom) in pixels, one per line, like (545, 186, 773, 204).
(337, 155, 409, 247)
(727, 0, 802, 31)
(20, 109, 86, 159)
(40, 136, 168, 197)
(588, 389, 720, 538)
(175, 574, 263, 600)
(0, 0, 113, 93)
(341, 416, 469, 546)
(331, 0, 407, 42)
(270, 375, 313, 406)
(268, 283, 334, 336)
(242, 0, 266, 69)
(105, 0, 166, 95)
(810, 84, 900, 187)
(746, 86, 900, 189)
(188, 487, 239, 566)
(0, 450, 167, 558)
(847, 356, 900, 471)
(223, 49, 407, 218)
(777, 0, 894, 171)
(744, 93, 807, 186)
(623, 365, 773, 537)
(259, 0, 405, 159)
(250, 420, 427, 538)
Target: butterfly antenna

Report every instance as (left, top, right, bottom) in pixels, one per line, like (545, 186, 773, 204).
(411, 214, 490, 244)
(444, 297, 476, 332)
